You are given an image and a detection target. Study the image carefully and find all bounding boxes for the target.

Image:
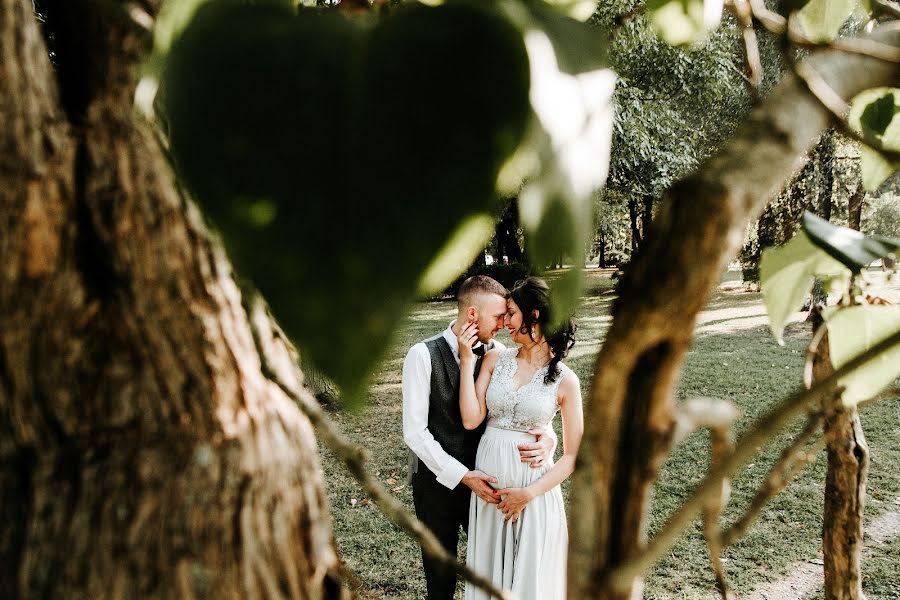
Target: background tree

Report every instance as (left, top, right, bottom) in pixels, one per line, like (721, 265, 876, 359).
(490, 197, 525, 264)
(595, 0, 783, 258)
(592, 190, 631, 267)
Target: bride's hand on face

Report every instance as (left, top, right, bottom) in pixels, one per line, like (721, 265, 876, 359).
(457, 320, 479, 362)
(496, 487, 534, 523)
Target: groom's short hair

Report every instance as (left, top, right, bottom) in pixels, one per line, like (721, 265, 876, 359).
(457, 275, 508, 310)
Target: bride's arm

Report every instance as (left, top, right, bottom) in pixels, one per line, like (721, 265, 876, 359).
(458, 330, 499, 430)
(497, 371, 583, 520)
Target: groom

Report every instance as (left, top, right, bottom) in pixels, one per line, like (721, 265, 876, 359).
(402, 274, 554, 599)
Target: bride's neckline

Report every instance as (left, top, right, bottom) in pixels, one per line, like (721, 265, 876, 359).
(509, 348, 551, 393)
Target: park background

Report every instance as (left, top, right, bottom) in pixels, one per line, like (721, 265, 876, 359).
(2, 0, 900, 599)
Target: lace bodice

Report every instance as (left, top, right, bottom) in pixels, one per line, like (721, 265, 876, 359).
(485, 348, 565, 431)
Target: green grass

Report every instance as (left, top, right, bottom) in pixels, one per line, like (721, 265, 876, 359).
(318, 274, 900, 599)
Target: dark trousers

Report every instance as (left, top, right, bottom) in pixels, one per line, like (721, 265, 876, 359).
(412, 471, 472, 600)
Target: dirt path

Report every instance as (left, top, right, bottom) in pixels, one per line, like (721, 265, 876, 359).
(744, 507, 900, 599)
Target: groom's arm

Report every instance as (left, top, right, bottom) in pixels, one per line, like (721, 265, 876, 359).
(401, 343, 468, 490)
(518, 427, 558, 468)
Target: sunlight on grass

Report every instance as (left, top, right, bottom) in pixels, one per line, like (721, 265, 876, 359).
(319, 275, 900, 599)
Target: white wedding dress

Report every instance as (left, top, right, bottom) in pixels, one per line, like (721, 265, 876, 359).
(464, 348, 568, 600)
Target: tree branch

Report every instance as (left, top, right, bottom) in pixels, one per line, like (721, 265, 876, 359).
(720, 412, 824, 547)
(874, 0, 900, 19)
(602, 328, 900, 591)
(789, 56, 900, 162)
(703, 425, 736, 600)
(748, 0, 786, 34)
(244, 295, 514, 600)
(672, 398, 741, 446)
(568, 24, 900, 599)
(727, 0, 764, 89)
(748, 1, 900, 64)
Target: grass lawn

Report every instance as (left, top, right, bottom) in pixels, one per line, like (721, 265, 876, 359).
(318, 270, 900, 599)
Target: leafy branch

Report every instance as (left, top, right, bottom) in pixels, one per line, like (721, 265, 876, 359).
(601, 327, 900, 592)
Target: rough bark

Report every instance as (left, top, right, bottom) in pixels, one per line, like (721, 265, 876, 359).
(567, 27, 900, 600)
(0, 1, 345, 598)
(848, 180, 864, 232)
(819, 131, 835, 222)
(300, 356, 341, 406)
(814, 328, 869, 600)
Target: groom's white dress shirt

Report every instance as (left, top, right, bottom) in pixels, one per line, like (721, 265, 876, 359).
(402, 321, 504, 490)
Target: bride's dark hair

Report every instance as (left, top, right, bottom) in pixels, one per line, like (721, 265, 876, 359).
(508, 277, 577, 384)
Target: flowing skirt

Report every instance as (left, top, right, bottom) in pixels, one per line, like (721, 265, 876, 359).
(464, 426, 567, 600)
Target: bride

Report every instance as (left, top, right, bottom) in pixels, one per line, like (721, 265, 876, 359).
(457, 277, 583, 599)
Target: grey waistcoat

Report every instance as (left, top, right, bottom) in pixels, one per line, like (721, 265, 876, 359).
(408, 334, 488, 486)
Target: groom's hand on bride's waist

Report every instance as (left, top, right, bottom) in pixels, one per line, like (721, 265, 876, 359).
(462, 470, 500, 504)
(518, 428, 555, 469)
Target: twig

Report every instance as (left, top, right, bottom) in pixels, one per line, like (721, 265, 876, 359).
(727, 0, 764, 89)
(803, 322, 828, 390)
(748, 0, 786, 34)
(874, 0, 900, 19)
(827, 37, 900, 64)
(703, 425, 736, 600)
(748, 1, 900, 64)
(720, 412, 824, 547)
(790, 57, 900, 162)
(792, 59, 850, 117)
(789, 14, 900, 64)
(244, 295, 514, 600)
(672, 398, 741, 446)
(601, 328, 900, 592)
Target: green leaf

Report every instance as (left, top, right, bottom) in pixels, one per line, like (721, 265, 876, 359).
(795, 0, 857, 43)
(860, 92, 899, 138)
(825, 305, 900, 406)
(505, 2, 615, 324)
(646, 0, 724, 46)
(849, 88, 900, 191)
(165, 0, 531, 404)
(418, 214, 495, 295)
(802, 211, 900, 272)
(154, 0, 215, 56)
(760, 231, 850, 344)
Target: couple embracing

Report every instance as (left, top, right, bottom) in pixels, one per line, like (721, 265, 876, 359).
(402, 275, 583, 599)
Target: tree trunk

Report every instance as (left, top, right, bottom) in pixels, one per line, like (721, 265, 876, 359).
(495, 198, 523, 263)
(807, 136, 835, 315)
(628, 197, 641, 253)
(807, 279, 828, 314)
(848, 181, 864, 232)
(813, 326, 869, 600)
(819, 134, 835, 222)
(598, 234, 607, 268)
(640, 194, 653, 245)
(742, 205, 778, 284)
(567, 29, 900, 599)
(0, 2, 345, 598)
